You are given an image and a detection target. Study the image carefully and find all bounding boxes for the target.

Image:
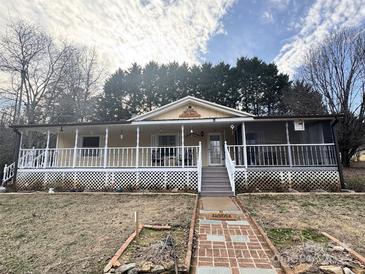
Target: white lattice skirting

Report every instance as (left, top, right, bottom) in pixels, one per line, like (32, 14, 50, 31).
(234, 169, 340, 192)
(16, 169, 198, 191)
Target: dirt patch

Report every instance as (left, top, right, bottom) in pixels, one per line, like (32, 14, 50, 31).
(0, 193, 195, 274)
(267, 228, 363, 273)
(344, 167, 365, 192)
(239, 194, 365, 255)
(117, 227, 186, 272)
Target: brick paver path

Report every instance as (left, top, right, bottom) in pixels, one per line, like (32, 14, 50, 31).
(191, 197, 282, 274)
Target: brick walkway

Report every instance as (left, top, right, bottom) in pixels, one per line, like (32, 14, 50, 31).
(191, 197, 282, 274)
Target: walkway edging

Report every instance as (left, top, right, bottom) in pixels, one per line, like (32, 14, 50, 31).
(232, 197, 294, 274)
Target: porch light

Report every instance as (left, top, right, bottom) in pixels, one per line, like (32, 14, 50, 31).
(190, 129, 194, 134)
(120, 130, 124, 140)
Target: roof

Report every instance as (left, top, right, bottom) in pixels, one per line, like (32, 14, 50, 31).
(128, 96, 254, 121)
(10, 120, 129, 129)
(254, 114, 339, 120)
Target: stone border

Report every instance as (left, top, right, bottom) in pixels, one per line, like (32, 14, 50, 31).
(0, 191, 197, 196)
(232, 197, 294, 274)
(321, 232, 365, 265)
(184, 195, 199, 273)
(237, 192, 365, 196)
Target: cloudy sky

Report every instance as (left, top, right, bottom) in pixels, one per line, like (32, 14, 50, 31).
(1, 0, 365, 77)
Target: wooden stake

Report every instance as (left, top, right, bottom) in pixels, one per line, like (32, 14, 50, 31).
(135, 211, 139, 239)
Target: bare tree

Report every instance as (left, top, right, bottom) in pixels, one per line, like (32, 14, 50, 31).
(0, 20, 72, 124)
(45, 46, 103, 123)
(301, 28, 365, 167)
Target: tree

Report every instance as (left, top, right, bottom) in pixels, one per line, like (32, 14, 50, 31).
(95, 58, 290, 120)
(281, 80, 326, 115)
(0, 21, 72, 124)
(301, 28, 365, 167)
(48, 47, 103, 123)
(230, 57, 289, 115)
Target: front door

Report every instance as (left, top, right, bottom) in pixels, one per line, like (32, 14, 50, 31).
(208, 134, 222, 165)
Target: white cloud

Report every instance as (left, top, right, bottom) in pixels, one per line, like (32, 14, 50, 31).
(0, 0, 236, 72)
(262, 11, 274, 23)
(274, 0, 365, 76)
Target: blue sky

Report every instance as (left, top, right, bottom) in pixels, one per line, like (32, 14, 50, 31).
(0, 0, 365, 77)
(203, 0, 313, 65)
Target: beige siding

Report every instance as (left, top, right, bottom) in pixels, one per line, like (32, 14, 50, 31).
(56, 125, 235, 166)
(152, 103, 232, 120)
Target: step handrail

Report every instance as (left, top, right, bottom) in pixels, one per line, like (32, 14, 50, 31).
(224, 141, 235, 195)
(2, 162, 15, 185)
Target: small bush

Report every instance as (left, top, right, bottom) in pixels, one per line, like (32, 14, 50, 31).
(346, 177, 365, 192)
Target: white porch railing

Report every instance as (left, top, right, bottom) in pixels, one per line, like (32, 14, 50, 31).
(2, 162, 15, 184)
(197, 142, 202, 192)
(224, 141, 235, 195)
(18, 146, 200, 169)
(227, 143, 337, 167)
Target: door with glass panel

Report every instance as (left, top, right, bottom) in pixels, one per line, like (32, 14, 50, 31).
(208, 134, 222, 165)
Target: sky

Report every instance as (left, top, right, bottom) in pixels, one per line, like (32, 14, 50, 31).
(1, 0, 365, 77)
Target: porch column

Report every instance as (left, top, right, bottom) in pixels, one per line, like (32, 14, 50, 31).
(55, 132, 59, 149)
(72, 128, 79, 168)
(18, 132, 23, 166)
(285, 122, 293, 167)
(241, 122, 248, 169)
(136, 126, 140, 167)
(43, 130, 50, 168)
(181, 125, 184, 168)
(104, 128, 109, 168)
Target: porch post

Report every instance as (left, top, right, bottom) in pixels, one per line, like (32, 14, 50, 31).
(285, 122, 293, 167)
(43, 130, 50, 168)
(104, 128, 109, 168)
(136, 126, 140, 167)
(181, 125, 184, 168)
(72, 128, 79, 168)
(241, 122, 248, 169)
(55, 132, 59, 149)
(18, 132, 23, 166)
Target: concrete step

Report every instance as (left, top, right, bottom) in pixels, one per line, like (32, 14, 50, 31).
(202, 176, 229, 182)
(202, 167, 227, 172)
(202, 186, 232, 191)
(200, 191, 234, 197)
(202, 173, 229, 179)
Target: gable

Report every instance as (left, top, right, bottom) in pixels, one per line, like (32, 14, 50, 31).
(130, 96, 253, 121)
(152, 102, 233, 120)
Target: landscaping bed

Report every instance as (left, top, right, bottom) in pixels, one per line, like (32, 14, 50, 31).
(239, 194, 365, 273)
(0, 193, 195, 274)
(111, 226, 187, 273)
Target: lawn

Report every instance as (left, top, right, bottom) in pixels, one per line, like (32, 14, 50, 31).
(239, 194, 365, 255)
(0, 193, 195, 274)
(344, 165, 365, 192)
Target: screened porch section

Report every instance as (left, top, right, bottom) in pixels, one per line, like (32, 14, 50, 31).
(227, 120, 337, 168)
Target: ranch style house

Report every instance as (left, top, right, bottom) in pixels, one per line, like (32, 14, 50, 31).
(2, 96, 343, 195)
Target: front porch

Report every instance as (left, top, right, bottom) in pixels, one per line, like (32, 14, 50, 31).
(4, 119, 341, 193)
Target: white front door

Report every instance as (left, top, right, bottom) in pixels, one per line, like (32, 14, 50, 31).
(208, 133, 222, 165)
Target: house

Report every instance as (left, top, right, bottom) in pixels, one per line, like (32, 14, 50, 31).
(2, 96, 342, 195)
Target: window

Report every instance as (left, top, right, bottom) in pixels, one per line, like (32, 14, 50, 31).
(246, 133, 258, 145)
(82, 136, 100, 147)
(82, 136, 100, 157)
(158, 135, 176, 147)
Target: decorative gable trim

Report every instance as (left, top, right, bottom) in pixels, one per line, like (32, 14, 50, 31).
(179, 105, 201, 118)
(128, 96, 254, 121)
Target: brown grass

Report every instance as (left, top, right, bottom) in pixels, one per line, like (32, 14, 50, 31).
(344, 166, 365, 192)
(0, 193, 195, 274)
(239, 194, 365, 255)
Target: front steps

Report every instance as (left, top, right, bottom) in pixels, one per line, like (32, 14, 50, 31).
(200, 166, 234, 197)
